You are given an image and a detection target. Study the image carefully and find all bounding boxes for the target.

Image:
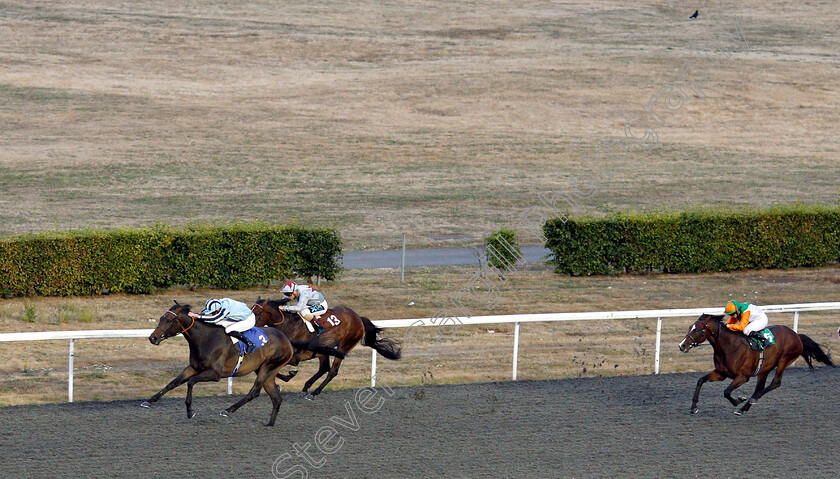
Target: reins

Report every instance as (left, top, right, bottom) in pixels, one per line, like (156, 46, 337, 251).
(165, 309, 195, 336)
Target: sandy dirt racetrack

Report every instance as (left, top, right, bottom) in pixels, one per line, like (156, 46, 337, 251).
(1, 367, 838, 479)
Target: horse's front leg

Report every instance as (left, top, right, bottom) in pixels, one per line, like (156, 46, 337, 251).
(184, 369, 222, 419)
(691, 370, 725, 414)
(141, 366, 198, 408)
(734, 371, 769, 416)
(222, 365, 275, 419)
(737, 356, 795, 415)
(276, 369, 298, 382)
(723, 374, 749, 407)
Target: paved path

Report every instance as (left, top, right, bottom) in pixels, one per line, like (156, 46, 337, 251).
(340, 246, 552, 269)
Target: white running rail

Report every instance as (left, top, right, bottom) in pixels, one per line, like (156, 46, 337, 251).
(1, 302, 837, 401)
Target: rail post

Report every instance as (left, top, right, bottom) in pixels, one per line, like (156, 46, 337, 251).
(371, 348, 377, 387)
(654, 317, 662, 374)
(512, 322, 520, 380)
(68, 339, 75, 403)
(792, 311, 800, 366)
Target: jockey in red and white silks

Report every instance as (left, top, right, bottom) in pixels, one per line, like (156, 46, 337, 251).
(280, 281, 328, 334)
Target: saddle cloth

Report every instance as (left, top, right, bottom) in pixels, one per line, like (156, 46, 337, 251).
(748, 328, 775, 351)
(231, 327, 270, 355)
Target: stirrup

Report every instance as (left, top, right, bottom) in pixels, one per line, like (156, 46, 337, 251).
(231, 332, 255, 353)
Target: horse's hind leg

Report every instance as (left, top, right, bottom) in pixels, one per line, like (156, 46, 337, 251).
(262, 374, 283, 427)
(691, 370, 725, 414)
(302, 355, 330, 399)
(723, 374, 749, 407)
(309, 357, 344, 398)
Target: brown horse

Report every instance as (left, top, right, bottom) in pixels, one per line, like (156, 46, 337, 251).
(142, 302, 345, 426)
(251, 298, 401, 400)
(679, 313, 833, 416)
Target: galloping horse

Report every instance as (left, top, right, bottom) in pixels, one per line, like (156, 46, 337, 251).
(142, 302, 345, 426)
(679, 313, 833, 416)
(251, 298, 401, 399)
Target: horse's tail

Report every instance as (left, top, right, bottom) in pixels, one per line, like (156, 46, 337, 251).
(361, 316, 402, 360)
(290, 339, 346, 359)
(798, 334, 834, 369)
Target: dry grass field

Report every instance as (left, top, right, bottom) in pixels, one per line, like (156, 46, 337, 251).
(0, 0, 838, 248)
(0, 1, 838, 405)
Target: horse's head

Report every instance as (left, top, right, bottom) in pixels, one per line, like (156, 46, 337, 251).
(679, 313, 721, 352)
(251, 297, 290, 327)
(251, 299, 271, 327)
(149, 303, 193, 345)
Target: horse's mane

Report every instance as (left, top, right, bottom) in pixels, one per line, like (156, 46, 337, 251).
(266, 298, 291, 309)
(172, 302, 191, 313)
(704, 313, 724, 322)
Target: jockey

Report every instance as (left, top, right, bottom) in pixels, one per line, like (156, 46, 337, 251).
(280, 280, 327, 335)
(722, 300, 769, 347)
(188, 298, 257, 352)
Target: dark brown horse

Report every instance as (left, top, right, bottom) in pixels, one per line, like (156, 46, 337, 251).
(251, 298, 401, 400)
(141, 302, 345, 426)
(679, 313, 833, 416)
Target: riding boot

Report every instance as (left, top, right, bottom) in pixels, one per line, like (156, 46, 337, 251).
(230, 331, 255, 353)
(312, 318, 326, 335)
(747, 331, 764, 350)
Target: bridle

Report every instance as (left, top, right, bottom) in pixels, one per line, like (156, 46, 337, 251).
(683, 318, 719, 350)
(163, 309, 195, 337)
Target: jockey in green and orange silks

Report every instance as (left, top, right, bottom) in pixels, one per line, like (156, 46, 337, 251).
(722, 300, 769, 337)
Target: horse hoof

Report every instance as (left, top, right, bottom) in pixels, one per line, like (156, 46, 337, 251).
(140, 401, 151, 408)
(188, 411, 196, 419)
(305, 393, 314, 401)
(748, 398, 757, 405)
(219, 410, 229, 417)
(733, 410, 743, 416)
(690, 408, 699, 415)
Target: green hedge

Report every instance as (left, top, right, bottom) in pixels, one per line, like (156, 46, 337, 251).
(544, 205, 840, 275)
(0, 223, 342, 296)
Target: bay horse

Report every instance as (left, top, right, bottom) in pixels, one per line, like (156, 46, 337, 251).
(679, 313, 834, 416)
(251, 298, 401, 400)
(141, 302, 345, 426)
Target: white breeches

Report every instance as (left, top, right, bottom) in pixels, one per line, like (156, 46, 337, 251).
(218, 313, 256, 334)
(299, 301, 328, 321)
(742, 314, 769, 335)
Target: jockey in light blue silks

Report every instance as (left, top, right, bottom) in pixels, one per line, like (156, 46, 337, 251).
(188, 298, 257, 351)
(280, 281, 328, 335)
